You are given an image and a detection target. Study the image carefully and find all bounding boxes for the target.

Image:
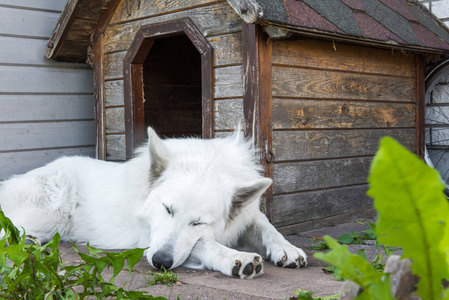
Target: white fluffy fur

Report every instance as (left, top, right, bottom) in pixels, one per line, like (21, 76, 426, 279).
(0, 128, 307, 279)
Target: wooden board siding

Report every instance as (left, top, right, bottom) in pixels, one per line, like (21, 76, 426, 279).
(0, 2, 95, 180)
(271, 38, 418, 231)
(102, 0, 243, 159)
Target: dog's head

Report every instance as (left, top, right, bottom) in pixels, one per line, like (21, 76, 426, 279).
(137, 127, 272, 270)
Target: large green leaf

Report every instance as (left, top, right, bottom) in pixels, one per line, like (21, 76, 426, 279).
(367, 137, 449, 300)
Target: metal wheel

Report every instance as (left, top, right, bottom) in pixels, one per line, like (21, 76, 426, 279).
(425, 55, 449, 193)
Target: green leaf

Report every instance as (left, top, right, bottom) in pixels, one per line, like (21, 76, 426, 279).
(337, 234, 354, 244)
(367, 137, 449, 300)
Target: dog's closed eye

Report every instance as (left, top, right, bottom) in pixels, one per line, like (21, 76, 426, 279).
(190, 220, 205, 226)
(163, 204, 174, 217)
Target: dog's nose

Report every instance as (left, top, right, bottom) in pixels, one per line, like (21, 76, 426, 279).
(152, 251, 173, 269)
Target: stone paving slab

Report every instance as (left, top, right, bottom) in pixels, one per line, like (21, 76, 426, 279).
(58, 221, 391, 300)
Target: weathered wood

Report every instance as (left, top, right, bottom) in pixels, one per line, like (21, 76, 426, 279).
(0, 0, 66, 11)
(0, 95, 94, 122)
(272, 66, 416, 102)
(272, 128, 416, 161)
(105, 80, 124, 107)
(51, 40, 91, 63)
(106, 134, 126, 161)
(277, 208, 377, 235)
(0, 66, 93, 94)
(272, 185, 373, 227)
(214, 65, 244, 99)
(65, 18, 97, 41)
(93, 32, 106, 160)
(104, 2, 242, 53)
(106, 107, 125, 134)
(272, 38, 416, 77)
(416, 55, 425, 158)
(272, 99, 416, 129)
(207, 32, 243, 66)
(273, 157, 373, 194)
(105, 51, 126, 80)
(0, 147, 96, 180)
(214, 99, 243, 130)
(0, 7, 60, 38)
(109, 0, 220, 24)
(0, 122, 95, 152)
(145, 109, 202, 138)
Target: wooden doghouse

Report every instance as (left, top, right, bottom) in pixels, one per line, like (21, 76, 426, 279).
(46, 0, 449, 234)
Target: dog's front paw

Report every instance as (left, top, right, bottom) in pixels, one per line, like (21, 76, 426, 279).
(231, 253, 264, 279)
(270, 244, 307, 269)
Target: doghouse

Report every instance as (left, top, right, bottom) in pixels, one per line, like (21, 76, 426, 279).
(46, 0, 449, 234)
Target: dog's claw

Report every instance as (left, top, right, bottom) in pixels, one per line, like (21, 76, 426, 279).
(232, 260, 242, 277)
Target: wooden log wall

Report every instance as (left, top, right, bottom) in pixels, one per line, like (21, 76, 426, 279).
(270, 38, 417, 233)
(101, 0, 243, 160)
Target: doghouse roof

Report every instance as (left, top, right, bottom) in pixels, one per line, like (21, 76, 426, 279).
(46, 0, 449, 63)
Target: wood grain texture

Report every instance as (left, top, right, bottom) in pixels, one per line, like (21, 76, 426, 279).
(272, 99, 416, 129)
(214, 65, 244, 99)
(272, 66, 415, 102)
(272, 185, 373, 227)
(214, 98, 243, 130)
(207, 32, 243, 66)
(106, 134, 126, 161)
(104, 2, 242, 53)
(105, 80, 124, 107)
(272, 38, 415, 77)
(105, 51, 126, 80)
(0, 121, 95, 152)
(105, 107, 125, 134)
(272, 128, 416, 161)
(273, 157, 372, 194)
(109, 0, 220, 24)
(0, 147, 96, 180)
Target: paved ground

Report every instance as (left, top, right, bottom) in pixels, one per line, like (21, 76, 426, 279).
(59, 221, 389, 300)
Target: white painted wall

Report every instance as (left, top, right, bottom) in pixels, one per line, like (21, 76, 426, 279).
(420, 0, 449, 27)
(0, 1, 95, 180)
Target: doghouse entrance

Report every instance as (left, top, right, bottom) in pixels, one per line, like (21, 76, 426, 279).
(142, 35, 202, 138)
(123, 18, 213, 159)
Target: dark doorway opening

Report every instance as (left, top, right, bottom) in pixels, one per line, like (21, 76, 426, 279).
(143, 35, 202, 139)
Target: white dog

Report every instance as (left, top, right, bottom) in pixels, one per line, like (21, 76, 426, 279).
(0, 127, 307, 279)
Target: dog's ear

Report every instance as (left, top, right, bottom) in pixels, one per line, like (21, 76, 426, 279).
(230, 178, 272, 219)
(147, 127, 170, 180)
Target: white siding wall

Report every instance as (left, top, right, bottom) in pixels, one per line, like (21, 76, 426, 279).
(420, 0, 449, 27)
(0, 1, 95, 180)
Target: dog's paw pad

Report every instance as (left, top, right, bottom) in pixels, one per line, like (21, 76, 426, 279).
(272, 245, 307, 269)
(231, 255, 263, 279)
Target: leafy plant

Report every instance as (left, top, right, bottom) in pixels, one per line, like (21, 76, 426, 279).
(336, 227, 376, 245)
(315, 137, 449, 299)
(0, 209, 166, 300)
(146, 267, 179, 287)
(309, 238, 329, 250)
(291, 288, 339, 300)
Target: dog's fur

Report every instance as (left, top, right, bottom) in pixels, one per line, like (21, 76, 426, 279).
(0, 127, 307, 279)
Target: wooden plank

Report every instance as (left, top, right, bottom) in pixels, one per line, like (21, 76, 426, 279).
(272, 185, 373, 227)
(214, 65, 243, 99)
(105, 80, 124, 107)
(0, 95, 94, 122)
(272, 128, 416, 161)
(214, 98, 243, 130)
(105, 107, 125, 134)
(0, 147, 96, 180)
(0, 0, 66, 11)
(109, 0, 220, 24)
(105, 51, 126, 80)
(0, 121, 95, 152)
(0, 66, 93, 93)
(0, 7, 60, 38)
(106, 134, 126, 161)
(207, 32, 243, 66)
(104, 2, 242, 53)
(65, 18, 98, 41)
(273, 157, 373, 194)
(277, 209, 377, 235)
(272, 66, 416, 102)
(272, 99, 416, 129)
(0, 36, 89, 67)
(272, 38, 415, 77)
(145, 108, 202, 138)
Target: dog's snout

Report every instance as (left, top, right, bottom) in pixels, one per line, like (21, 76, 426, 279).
(152, 251, 173, 269)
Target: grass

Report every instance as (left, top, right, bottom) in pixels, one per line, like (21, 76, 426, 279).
(146, 267, 179, 287)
